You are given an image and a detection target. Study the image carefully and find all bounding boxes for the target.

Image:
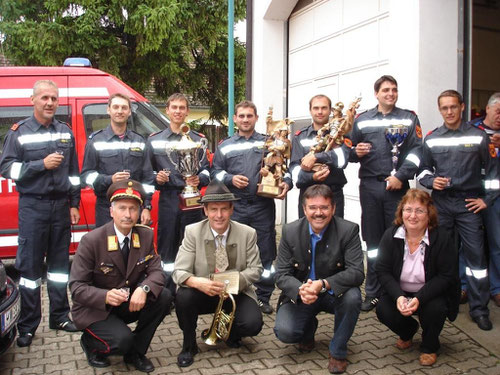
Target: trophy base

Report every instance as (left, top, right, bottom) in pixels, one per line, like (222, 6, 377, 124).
(179, 192, 203, 211)
(257, 183, 282, 198)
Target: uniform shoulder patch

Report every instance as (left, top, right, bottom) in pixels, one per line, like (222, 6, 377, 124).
(416, 125, 423, 138)
(344, 138, 353, 148)
(355, 109, 368, 119)
(10, 123, 19, 131)
(89, 129, 104, 139)
(149, 130, 162, 137)
(489, 143, 497, 158)
(134, 224, 153, 230)
(426, 128, 438, 137)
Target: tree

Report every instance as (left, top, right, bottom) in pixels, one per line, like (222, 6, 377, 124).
(0, 0, 246, 121)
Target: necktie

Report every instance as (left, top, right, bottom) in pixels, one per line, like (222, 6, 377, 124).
(215, 234, 229, 272)
(122, 237, 130, 266)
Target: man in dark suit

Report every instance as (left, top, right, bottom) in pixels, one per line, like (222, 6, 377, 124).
(274, 184, 364, 374)
(69, 180, 172, 373)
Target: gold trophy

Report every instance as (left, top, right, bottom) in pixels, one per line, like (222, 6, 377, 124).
(257, 107, 293, 198)
(165, 124, 208, 210)
(306, 96, 362, 172)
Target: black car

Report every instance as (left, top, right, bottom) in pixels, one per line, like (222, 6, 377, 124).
(0, 261, 20, 355)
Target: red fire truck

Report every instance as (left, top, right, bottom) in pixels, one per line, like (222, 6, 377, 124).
(0, 59, 169, 258)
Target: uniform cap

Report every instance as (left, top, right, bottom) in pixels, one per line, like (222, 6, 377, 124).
(107, 180, 145, 205)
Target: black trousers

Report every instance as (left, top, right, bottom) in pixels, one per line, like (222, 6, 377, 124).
(376, 293, 447, 353)
(16, 196, 71, 334)
(175, 287, 263, 351)
(82, 288, 172, 356)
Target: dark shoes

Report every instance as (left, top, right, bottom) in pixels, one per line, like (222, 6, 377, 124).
(473, 315, 493, 331)
(80, 337, 110, 368)
(125, 353, 155, 373)
(298, 339, 315, 353)
(258, 300, 274, 314)
(328, 355, 348, 374)
(49, 319, 79, 332)
(361, 296, 378, 312)
(460, 290, 468, 304)
(491, 293, 500, 307)
(17, 333, 33, 347)
(226, 337, 242, 348)
(177, 346, 199, 367)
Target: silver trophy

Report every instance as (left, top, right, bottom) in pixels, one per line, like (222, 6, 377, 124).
(385, 125, 409, 176)
(166, 124, 208, 210)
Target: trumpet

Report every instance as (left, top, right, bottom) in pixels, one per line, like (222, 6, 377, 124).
(202, 280, 236, 345)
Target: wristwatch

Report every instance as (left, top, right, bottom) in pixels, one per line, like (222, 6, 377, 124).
(141, 285, 151, 294)
(144, 204, 152, 211)
(319, 279, 327, 294)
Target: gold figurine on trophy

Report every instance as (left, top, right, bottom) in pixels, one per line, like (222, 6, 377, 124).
(257, 107, 293, 198)
(306, 96, 362, 171)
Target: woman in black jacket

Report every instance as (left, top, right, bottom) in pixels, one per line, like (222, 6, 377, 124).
(375, 189, 459, 366)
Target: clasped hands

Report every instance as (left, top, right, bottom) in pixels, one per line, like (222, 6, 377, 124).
(299, 279, 324, 305)
(396, 295, 419, 316)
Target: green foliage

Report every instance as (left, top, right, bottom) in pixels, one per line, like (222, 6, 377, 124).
(0, 0, 246, 121)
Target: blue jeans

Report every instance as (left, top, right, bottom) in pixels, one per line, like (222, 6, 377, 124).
(273, 287, 361, 359)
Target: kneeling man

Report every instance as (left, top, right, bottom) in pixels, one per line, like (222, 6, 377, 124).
(173, 180, 264, 367)
(70, 180, 172, 372)
(274, 184, 364, 374)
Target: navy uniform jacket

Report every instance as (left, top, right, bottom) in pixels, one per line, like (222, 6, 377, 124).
(212, 131, 292, 199)
(417, 121, 500, 206)
(69, 222, 165, 330)
(81, 125, 154, 205)
(146, 127, 210, 191)
(290, 124, 349, 189)
(275, 216, 364, 304)
(349, 106, 423, 181)
(0, 116, 80, 207)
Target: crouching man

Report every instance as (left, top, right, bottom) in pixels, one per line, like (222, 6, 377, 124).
(173, 180, 264, 367)
(274, 184, 364, 374)
(69, 180, 172, 372)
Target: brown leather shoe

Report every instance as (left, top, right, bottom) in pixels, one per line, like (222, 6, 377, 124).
(328, 355, 347, 374)
(419, 353, 437, 366)
(396, 338, 412, 350)
(492, 293, 500, 307)
(298, 339, 315, 352)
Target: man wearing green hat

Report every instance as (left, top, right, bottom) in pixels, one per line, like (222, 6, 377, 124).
(173, 180, 264, 367)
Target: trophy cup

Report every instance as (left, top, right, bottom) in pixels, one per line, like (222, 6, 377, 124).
(166, 124, 208, 210)
(257, 107, 292, 198)
(385, 125, 409, 176)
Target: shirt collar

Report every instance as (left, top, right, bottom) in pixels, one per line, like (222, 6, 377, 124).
(308, 223, 327, 239)
(27, 115, 56, 132)
(210, 226, 229, 240)
(394, 225, 430, 246)
(114, 224, 132, 247)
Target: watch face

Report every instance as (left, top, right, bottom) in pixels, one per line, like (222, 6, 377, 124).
(143, 285, 150, 293)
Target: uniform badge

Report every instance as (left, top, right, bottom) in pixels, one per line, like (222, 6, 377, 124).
(344, 138, 353, 148)
(10, 123, 19, 131)
(126, 181, 133, 196)
(416, 125, 423, 139)
(107, 235, 118, 251)
(99, 263, 114, 274)
(489, 143, 497, 158)
(132, 233, 140, 248)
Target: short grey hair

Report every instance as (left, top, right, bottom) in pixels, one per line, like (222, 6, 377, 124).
(487, 92, 500, 107)
(33, 80, 58, 97)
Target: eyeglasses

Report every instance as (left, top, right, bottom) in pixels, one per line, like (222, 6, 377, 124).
(402, 208, 427, 216)
(306, 205, 332, 212)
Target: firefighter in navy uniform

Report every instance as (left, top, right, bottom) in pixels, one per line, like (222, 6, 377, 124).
(350, 75, 422, 312)
(81, 93, 154, 228)
(145, 93, 210, 290)
(469, 93, 500, 307)
(0, 80, 81, 347)
(212, 100, 292, 314)
(418, 90, 500, 331)
(290, 95, 350, 218)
